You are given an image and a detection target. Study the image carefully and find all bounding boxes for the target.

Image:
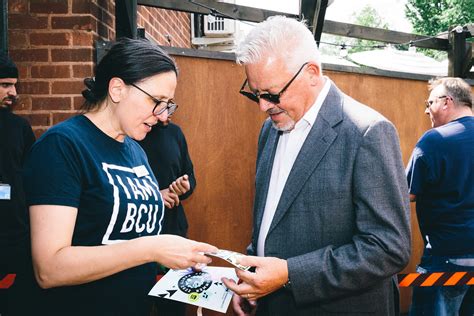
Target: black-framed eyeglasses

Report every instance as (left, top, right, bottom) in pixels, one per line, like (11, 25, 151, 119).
(239, 62, 309, 104)
(425, 95, 448, 108)
(130, 83, 178, 116)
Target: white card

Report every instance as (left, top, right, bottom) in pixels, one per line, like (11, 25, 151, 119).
(148, 266, 238, 314)
(0, 183, 11, 200)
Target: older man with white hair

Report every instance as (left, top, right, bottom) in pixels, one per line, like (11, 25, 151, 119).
(222, 16, 411, 316)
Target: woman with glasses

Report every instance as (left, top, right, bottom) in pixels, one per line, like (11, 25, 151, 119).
(21, 38, 217, 316)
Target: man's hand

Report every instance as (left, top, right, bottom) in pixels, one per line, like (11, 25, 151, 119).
(222, 256, 288, 301)
(230, 293, 257, 316)
(160, 188, 180, 208)
(169, 174, 191, 196)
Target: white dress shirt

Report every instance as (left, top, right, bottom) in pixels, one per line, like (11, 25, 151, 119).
(257, 77, 331, 256)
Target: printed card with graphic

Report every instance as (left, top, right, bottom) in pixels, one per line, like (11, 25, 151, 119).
(205, 249, 252, 271)
(148, 266, 238, 314)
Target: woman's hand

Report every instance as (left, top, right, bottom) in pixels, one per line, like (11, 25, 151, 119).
(148, 235, 218, 270)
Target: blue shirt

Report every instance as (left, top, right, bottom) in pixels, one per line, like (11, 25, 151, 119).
(406, 116, 474, 256)
(23, 115, 164, 315)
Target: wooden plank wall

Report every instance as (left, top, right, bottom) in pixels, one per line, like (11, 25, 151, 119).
(169, 55, 433, 315)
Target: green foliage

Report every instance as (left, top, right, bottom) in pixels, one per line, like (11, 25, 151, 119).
(404, 0, 473, 60)
(349, 5, 389, 53)
(319, 5, 390, 56)
(405, 0, 474, 36)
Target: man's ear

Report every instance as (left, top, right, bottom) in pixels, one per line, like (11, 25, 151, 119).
(108, 77, 126, 103)
(306, 63, 321, 86)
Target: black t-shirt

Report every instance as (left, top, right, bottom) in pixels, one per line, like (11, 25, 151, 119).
(0, 107, 35, 264)
(23, 115, 164, 315)
(139, 123, 195, 237)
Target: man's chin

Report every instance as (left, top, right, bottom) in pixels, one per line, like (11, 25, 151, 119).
(272, 119, 295, 132)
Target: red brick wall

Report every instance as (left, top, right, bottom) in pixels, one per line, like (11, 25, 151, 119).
(7, 1, 191, 137)
(137, 6, 191, 47)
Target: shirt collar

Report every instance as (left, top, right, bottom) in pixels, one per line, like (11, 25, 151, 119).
(298, 76, 331, 129)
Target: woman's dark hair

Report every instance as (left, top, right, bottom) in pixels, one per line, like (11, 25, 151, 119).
(81, 38, 178, 111)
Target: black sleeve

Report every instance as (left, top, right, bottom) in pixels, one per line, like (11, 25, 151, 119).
(177, 130, 195, 201)
(21, 120, 36, 166)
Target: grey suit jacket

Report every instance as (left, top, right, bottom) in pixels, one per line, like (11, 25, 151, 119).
(249, 82, 411, 315)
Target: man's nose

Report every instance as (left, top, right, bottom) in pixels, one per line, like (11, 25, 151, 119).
(424, 107, 430, 115)
(258, 98, 274, 112)
(7, 85, 17, 96)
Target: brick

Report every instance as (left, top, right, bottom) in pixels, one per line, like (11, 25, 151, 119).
(72, 65, 93, 78)
(20, 113, 50, 126)
(31, 96, 72, 111)
(73, 96, 85, 110)
(72, 31, 95, 46)
(31, 65, 71, 78)
(72, 1, 89, 14)
(33, 128, 47, 138)
(8, 0, 28, 13)
(30, 32, 71, 46)
(16, 81, 50, 94)
(13, 96, 32, 111)
(100, 8, 114, 27)
(30, 0, 69, 14)
(51, 80, 85, 94)
(9, 15, 48, 30)
(51, 48, 93, 62)
(53, 112, 77, 125)
(8, 30, 28, 48)
(16, 65, 28, 79)
(97, 21, 109, 38)
(108, 28, 115, 40)
(96, 0, 109, 12)
(10, 49, 49, 62)
(52, 16, 96, 32)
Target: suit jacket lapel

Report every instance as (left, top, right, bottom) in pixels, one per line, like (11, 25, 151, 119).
(254, 125, 280, 235)
(267, 83, 344, 235)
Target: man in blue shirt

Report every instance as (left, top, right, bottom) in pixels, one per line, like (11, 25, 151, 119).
(406, 77, 474, 315)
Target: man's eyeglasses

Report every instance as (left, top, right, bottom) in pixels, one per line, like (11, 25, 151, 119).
(130, 83, 178, 116)
(239, 62, 309, 104)
(425, 95, 448, 109)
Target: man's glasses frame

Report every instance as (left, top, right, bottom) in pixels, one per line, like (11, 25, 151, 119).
(425, 95, 449, 109)
(239, 62, 309, 104)
(130, 83, 178, 116)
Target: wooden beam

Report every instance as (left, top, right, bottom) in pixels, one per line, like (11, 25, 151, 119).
(115, 0, 137, 39)
(0, 0, 7, 54)
(313, 0, 328, 45)
(137, 0, 298, 23)
(300, 0, 319, 33)
(322, 20, 449, 51)
(448, 28, 472, 77)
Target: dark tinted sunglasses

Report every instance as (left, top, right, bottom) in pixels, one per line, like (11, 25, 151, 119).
(239, 62, 309, 104)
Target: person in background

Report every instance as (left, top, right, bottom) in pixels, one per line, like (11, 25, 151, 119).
(21, 38, 217, 316)
(406, 77, 474, 316)
(139, 110, 196, 316)
(0, 52, 36, 315)
(222, 16, 411, 316)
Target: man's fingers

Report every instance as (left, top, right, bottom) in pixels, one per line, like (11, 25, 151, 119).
(235, 255, 260, 268)
(222, 278, 254, 295)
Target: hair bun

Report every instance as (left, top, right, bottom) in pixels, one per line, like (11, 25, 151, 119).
(83, 77, 96, 90)
(82, 77, 99, 103)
